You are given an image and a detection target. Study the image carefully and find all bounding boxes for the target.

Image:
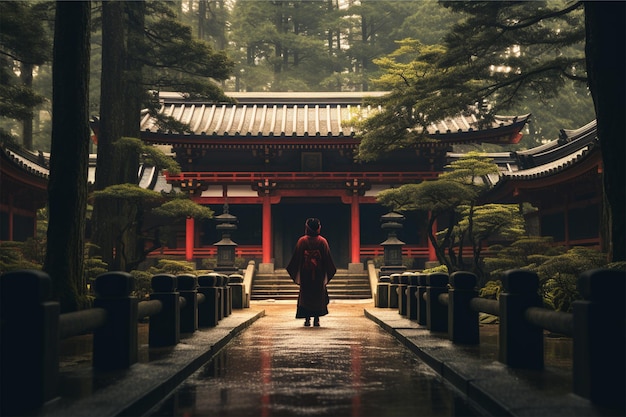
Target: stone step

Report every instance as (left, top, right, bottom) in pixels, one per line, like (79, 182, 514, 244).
(251, 269, 372, 300)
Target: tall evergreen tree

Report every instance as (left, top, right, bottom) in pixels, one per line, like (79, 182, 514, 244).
(584, 1, 625, 262)
(92, 0, 234, 271)
(0, 1, 51, 149)
(356, 1, 624, 261)
(43, 0, 91, 312)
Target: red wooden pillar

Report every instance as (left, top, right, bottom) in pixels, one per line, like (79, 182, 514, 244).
(185, 217, 194, 261)
(262, 196, 272, 263)
(351, 195, 360, 263)
(428, 215, 437, 262)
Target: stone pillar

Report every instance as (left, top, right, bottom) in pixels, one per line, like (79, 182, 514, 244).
(1, 270, 59, 415)
(229, 273, 245, 309)
(448, 271, 479, 344)
(415, 273, 428, 325)
(376, 274, 390, 308)
(573, 269, 626, 408)
(397, 272, 410, 316)
(426, 272, 448, 332)
(149, 274, 180, 346)
(406, 272, 419, 320)
(177, 274, 198, 333)
(197, 274, 220, 327)
(499, 269, 543, 369)
(93, 272, 138, 370)
(388, 273, 400, 309)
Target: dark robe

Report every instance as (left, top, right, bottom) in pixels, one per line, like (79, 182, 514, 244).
(286, 233, 337, 318)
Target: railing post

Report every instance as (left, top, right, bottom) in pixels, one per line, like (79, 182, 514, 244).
(499, 269, 543, 369)
(223, 274, 232, 317)
(388, 273, 400, 309)
(197, 274, 219, 327)
(426, 272, 449, 332)
(406, 272, 419, 320)
(229, 273, 245, 309)
(177, 274, 198, 333)
(573, 268, 626, 408)
(215, 274, 225, 320)
(415, 273, 428, 325)
(1, 270, 60, 415)
(149, 274, 180, 347)
(376, 274, 390, 308)
(93, 271, 138, 370)
(448, 271, 479, 344)
(397, 272, 410, 316)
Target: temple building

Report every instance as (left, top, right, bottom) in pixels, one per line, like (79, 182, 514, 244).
(3, 91, 601, 270)
(118, 91, 529, 270)
(471, 119, 604, 250)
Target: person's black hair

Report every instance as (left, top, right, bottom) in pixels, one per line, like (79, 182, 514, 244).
(305, 218, 321, 235)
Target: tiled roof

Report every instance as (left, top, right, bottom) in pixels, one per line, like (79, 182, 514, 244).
(138, 92, 529, 144)
(448, 119, 599, 187)
(1, 146, 50, 179)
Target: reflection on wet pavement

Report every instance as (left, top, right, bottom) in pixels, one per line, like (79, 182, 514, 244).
(144, 301, 483, 417)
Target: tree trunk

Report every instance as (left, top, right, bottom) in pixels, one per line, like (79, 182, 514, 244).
(584, 2, 626, 262)
(122, 0, 146, 270)
(20, 62, 34, 150)
(92, 0, 126, 269)
(44, 1, 91, 312)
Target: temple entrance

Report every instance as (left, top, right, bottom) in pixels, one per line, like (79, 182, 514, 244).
(273, 199, 350, 269)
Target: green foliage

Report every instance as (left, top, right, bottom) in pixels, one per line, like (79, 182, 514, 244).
(378, 152, 524, 276)
(152, 198, 213, 220)
(145, 259, 195, 276)
(479, 280, 502, 300)
(141, 2, 234, 102)
(84, 242, 108, 290)
(456, 204, 526, 243)
(92, 183, 164, 205)
(226, 1, 435, 93)
(440, 152, 499, 188)
(484, 239, 609, 312)
(116, 137, 181, 175)
(422, 264, 448, 274)
(535, 247, 607, 312)
(129, 269, 153, 300)
(606, 261, 626, 272)
(483, 236, 563, 280)
(376, 180, 475, 214)
(0, 241, 41, 272)
(0, 1, 51, 143)
(357, 1, 591, 161)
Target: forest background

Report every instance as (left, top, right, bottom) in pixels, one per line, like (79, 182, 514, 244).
(2, 0, 595, 153)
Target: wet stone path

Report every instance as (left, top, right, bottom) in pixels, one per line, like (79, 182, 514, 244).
(144, 301, 484, 417)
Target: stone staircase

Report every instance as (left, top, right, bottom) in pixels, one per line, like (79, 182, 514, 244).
(251, 268, 372, 300)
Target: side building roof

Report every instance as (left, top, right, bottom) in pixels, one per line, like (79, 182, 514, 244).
(446, 119, 601, 203)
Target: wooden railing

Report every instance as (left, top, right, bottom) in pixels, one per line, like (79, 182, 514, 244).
(165, 171, 439, 184)
(0, 261, 256, 416)
(150, 244, 477, 262)
(371, 265, 625, 410)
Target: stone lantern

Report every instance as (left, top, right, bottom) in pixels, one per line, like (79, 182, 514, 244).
(213, 203, 239, 274)
(379, 211, 407, 276)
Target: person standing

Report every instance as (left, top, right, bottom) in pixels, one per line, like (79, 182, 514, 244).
(286, 218, 337, 327)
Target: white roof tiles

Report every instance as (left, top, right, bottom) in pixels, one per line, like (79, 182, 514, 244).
(146, 98, 365, 137)
(141, 92, 527, 141)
